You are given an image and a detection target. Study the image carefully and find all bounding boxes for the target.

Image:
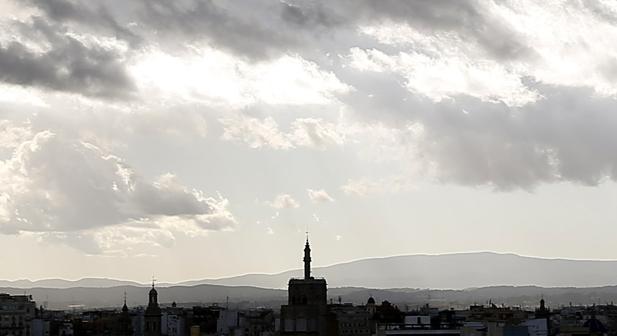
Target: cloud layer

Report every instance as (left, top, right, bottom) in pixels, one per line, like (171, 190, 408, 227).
(0, 126, 235, 253)
(3, 0, 617, 258)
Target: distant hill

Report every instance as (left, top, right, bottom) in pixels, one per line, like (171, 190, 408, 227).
(181, 252, 617, 289)
(0, 278, 146, 289)
(6, 252, 617, 309)
(7, 252, 617, 290)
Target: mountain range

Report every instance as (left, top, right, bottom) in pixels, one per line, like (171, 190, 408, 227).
(6, 252, 617, 289)
(5, 252, 617, 309)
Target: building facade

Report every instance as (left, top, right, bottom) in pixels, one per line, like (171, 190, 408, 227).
(0, 294, 35, 336)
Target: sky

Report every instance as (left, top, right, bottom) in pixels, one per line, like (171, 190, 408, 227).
(2, 0, 617, 283)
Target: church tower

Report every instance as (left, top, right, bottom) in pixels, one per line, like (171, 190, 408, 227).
(304, 238, 312, 280)
(280, 237, 330, 335)
(144, 282, 162, 336)
(117, 293, 133, 336)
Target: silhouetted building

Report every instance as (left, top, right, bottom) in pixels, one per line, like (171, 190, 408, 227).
(373, 301, 404, 325)
(536, 298, 550, 320)
(144, 283, 162, 336)
(162, 302, 186, 336)
(280, 237, 332, 335)
(0, 293, 36, 336)
(117, 295, 133, 336)
(329, 303, 371, 336)
(217, 308, 275, 335)
(186, 305, 223, 334)
(468, 304, 527, 324)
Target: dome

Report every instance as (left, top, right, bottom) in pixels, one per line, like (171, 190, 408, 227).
(367, 297, 375, 305)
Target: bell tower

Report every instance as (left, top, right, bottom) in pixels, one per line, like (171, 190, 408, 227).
(281, 237, 329, 335)
(304, 236, 312, 280)
(144, 279, 162, 336)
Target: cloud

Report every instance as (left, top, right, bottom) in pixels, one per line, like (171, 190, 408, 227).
(220, 116, 293, 150)
(268, 194, 300, 209)
(127, 0, 529, 61)
(0, 18, 135, 99)
(131, 51, 349, 107)
(22, 0, 140, 44)
(5, 0, 617, 193)
(341, 82, 617, 190)
(0, 120, 32, 149)
(0, 128, 236, 253)
(289, 118, 346, 149)
(307, 189, 335, 203)
(341, 175, 417, 197)
(220, 115, 345, 150)
(347, 46, 538, 107)
(15, 0, 528, 63)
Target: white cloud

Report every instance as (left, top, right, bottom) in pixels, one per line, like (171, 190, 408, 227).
(348, 45, 538, 107)
(220, 116, 293, 150)
(268, 194, 300, 209)
(220, 115, 345, 150)
(353, 3, 617, 105)
(131, 50, 351, 107)
(289, 118, 345, 149)
(307, 189, 335, 203)
(0, 128, 236, 253)
(490, 0, 617, 96)
(0, 120, 32, 149)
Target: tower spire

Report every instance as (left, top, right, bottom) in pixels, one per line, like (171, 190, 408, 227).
(122, 291, 128, 312)
(304, 234, 312, 279)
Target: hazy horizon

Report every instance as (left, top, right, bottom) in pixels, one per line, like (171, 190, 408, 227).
(7, 251, 617, 290)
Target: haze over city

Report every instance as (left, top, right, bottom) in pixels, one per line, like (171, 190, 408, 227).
(2, 0, 617, 287)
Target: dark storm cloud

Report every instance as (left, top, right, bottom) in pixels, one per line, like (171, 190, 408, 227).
(0, 18, 135, 99)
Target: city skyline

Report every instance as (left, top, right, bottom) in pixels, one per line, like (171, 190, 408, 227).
(3, 0, 617, 283)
